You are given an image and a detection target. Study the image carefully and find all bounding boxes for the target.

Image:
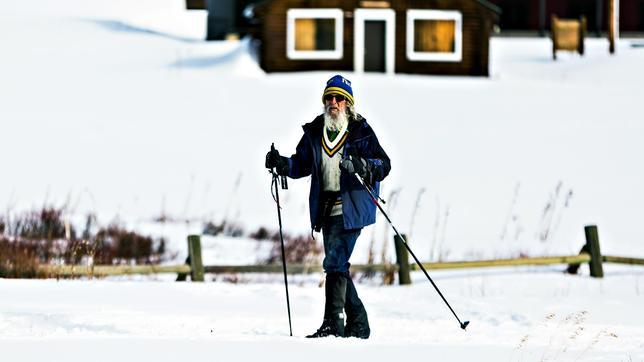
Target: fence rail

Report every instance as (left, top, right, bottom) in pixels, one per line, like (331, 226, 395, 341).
(204, 263, 395, 274)
(602, 255, 644, 266)
(36, 225, 644, 283)
(41, 264, 191, 277)
(203, 255, 595, 274)
(412, 254, 592, 270)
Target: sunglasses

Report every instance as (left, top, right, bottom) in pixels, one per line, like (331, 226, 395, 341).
(324, 94, 346, 102)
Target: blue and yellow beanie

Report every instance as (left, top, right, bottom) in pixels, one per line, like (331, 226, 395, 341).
(322, 75, 354, 105)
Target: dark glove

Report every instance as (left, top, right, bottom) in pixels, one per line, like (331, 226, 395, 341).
(265, 147, 290, 176)
(340, 155, 367, 178)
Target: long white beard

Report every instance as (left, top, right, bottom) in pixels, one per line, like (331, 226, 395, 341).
(324, 107, 348, 132)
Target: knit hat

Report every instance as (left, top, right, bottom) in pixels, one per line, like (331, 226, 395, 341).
(322, 75, 354, 105)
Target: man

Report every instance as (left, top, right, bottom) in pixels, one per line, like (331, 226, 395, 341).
(265, 75, 391, 339)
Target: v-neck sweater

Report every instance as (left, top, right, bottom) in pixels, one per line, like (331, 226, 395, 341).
(321, 123, 348, 216)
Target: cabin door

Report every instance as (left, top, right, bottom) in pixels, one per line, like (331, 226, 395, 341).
(354, 9, 395, 74)
(364, 21, 385, 72)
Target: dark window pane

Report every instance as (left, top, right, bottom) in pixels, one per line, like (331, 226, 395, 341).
(315, 18, 336, 50)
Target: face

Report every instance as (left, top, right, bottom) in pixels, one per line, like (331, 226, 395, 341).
(324, 93, 347, 117)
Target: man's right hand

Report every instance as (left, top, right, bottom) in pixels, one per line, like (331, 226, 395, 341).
(265, 147, 290, 176)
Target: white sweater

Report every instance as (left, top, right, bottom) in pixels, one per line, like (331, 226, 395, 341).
(320, 123, 348, 216)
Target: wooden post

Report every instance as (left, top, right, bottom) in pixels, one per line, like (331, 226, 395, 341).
(175, 255, 190, 281)
(188, 235, 205, 282)
(608, 0, 615, 54)
(551, 15, 558, 60)
(585, 225, 604, 278)
(579, 16, 587, 55)
(394, 234, 411, 285)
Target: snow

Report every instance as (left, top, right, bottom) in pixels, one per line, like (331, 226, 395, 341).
(1, 267, 643, 361)
(1, 0, 644, 360)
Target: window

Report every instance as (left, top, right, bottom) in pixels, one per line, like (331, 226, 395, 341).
(287, 9, 344, 60)
(406, 10, 462, 62)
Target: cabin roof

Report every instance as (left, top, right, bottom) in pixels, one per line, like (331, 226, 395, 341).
(251, 0, 502, 19)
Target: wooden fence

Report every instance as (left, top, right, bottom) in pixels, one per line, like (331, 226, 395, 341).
(39, 225, 644, 283)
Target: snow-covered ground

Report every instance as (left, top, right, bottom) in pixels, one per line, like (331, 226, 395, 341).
(1, 1, 644, 360)
(1, 266, 643, 362)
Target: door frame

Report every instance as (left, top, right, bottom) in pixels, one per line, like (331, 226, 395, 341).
(354, 8, 396, 74)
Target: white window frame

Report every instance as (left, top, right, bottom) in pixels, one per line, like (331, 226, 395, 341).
(354, 8, 396, 74)
(406, 9, 463, 62)
(286, 8, 344, 60)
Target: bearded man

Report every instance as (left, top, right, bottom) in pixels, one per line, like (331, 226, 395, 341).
(265, 75, 391, 339)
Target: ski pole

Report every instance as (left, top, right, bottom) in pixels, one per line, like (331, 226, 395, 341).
(354, 173, 470, 330)
(269, 144, 293, 336)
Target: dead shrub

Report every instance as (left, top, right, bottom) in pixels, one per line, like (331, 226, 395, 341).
(249, 226, 273, 241)
(0, 207, 166, 278)
(263, 231, 322, 264)
(203, 221, 244, 237)
(0, 237, 45, 278)
(94, 225, 164, 264)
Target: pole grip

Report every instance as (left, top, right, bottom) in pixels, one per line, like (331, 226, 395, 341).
(273, 143, 288, 189)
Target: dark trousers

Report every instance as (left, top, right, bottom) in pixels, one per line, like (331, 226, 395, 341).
(321, 215, 361, 273)
(321, 215, 369, 335)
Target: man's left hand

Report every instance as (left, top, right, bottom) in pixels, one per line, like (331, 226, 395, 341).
(340, 155, 367, 178)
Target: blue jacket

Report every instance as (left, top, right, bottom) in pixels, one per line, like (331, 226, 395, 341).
(286, 115, 391, 230)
